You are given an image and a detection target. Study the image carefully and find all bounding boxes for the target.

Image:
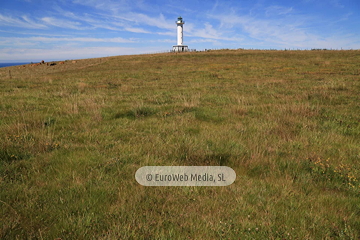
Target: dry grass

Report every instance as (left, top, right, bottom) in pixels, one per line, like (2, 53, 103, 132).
(1, 49, 360, 239)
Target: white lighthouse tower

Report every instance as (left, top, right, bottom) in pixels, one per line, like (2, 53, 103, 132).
(173, 16, 188, 52)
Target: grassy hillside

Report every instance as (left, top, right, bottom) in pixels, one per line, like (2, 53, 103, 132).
(1, 49, 360, 239)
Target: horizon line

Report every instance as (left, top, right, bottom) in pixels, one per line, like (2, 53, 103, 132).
(2, 47, 359, 63)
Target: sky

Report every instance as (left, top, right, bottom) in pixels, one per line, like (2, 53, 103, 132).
(0, 0, 359, 62)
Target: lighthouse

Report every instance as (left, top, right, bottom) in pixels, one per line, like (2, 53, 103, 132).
(173, 16, 189, 52)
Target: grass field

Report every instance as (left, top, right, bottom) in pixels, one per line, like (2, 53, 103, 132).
(1, 49, 360, 239)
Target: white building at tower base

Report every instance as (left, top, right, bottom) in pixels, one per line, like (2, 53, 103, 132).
(172, 45, 189, 52)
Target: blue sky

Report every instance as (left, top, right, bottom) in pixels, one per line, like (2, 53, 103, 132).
(0, 0, 359, 62)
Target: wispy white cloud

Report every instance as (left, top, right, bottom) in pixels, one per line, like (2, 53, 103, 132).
(117, 12, 174, 30)
(91, 24, 122, 31)
(211, 0, 219, 13)
(187, 22, 242, 41)
(55, 6, 122, 29)
(208, 8, 360, 49)
(55, 5, 173, 33)
(0, 46, 168, 61)
(41, 17, 89, 30)
(0, 36, 136, 44)
(124, 27, 150, 33)
(0, 38, 37, 47)
(0, 30, 71, 37)
(212, 12, 286, 39)
(0, 14, 47, 29)
(157, 31, 175, 37)
(72, 0, 132, 14)
(265, 6, 293, 16)
(148, 39, 174, 43)
(330, 0, 344, 8)
(189, 38, 220, 44)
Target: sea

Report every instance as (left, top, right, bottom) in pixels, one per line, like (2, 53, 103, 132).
(0, 62, 31, 68)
